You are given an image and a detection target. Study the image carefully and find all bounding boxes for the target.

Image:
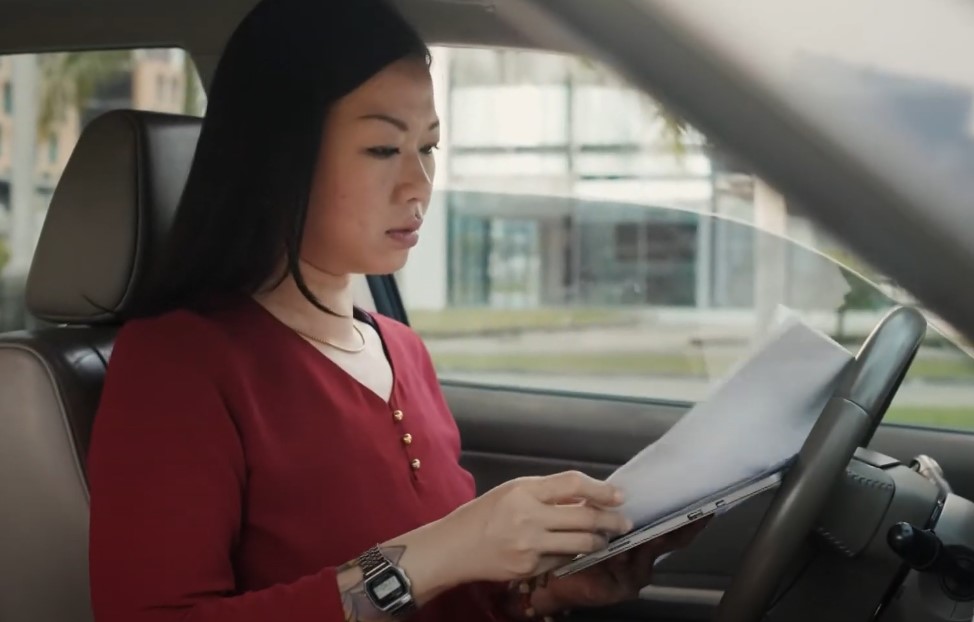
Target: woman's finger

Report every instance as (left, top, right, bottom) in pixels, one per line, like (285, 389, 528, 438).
(540, 530, 611, 556)
(533, 554, 572, 576)
(606, 551, 631, 583)
(531, 471, 623, 507)
(632, 542, 660, 587)
(540, 503, 633, 535)
(605, 551, 640, 598)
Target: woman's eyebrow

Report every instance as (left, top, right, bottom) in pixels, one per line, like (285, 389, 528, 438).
(358, 113, 440, 132)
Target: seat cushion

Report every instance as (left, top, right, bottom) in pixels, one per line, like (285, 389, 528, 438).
(0, 327, 115, 622)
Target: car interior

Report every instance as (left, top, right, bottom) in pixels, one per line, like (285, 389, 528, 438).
(1, 1, 973, 622)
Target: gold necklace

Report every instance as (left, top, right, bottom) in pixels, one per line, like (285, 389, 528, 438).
(293, 323, 367, 354)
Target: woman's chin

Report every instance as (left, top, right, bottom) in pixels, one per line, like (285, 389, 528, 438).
(360, 253, 410, 277)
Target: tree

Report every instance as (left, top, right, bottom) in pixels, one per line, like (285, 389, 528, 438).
(653, 105, 690, 156)
(0, 237, 11, 274)
(827, 247, 890, 341)
(36, 50, 133, 140)
(570, 55, 690, 156)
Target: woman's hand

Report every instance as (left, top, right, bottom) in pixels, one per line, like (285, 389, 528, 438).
(529, 519, 710, 617)
(434, 471, 634, 585)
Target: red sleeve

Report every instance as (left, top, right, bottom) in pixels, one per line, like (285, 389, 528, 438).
(87, 314, 345, 622)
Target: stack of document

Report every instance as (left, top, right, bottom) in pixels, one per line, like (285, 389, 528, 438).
(609, 315, 854, 529)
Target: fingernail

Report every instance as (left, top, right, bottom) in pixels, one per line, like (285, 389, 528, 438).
(613, 489, 625, 504)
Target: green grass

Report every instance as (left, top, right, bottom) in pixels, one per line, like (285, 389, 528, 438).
(430, 350, 974, 383)
(885, 406, 974, 431)
(908, 357, 974, 381)
(433, 351, 710, 376)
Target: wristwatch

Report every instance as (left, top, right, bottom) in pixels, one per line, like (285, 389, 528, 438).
(358, 545, 417, 618)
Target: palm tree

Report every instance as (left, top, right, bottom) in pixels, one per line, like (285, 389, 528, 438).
(569, 54, 691, 156)
(37, 50, 206, 140)
(36, 50, 133, 140)
(652, 105, 691, 156)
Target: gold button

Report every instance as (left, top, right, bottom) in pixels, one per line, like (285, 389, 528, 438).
(410, 458, 421, 470)
(393, 410, 404, 421)
(402, 433, 413, 445)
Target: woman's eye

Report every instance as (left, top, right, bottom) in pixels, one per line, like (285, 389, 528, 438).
(420, 143, 440, 156)
(367, 146, 399, 158)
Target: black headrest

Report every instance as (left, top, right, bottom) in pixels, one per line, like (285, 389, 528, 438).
(25, 110, 202, 324)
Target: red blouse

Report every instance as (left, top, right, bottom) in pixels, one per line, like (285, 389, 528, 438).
(87, 296, 510, 621)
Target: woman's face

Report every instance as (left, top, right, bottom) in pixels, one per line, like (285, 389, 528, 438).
(303, 57, 439, 277)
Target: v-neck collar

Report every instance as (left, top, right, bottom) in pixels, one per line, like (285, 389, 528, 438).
(241, 295, 400, 408)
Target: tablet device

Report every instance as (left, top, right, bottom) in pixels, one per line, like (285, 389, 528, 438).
(553, 470, 783, 578)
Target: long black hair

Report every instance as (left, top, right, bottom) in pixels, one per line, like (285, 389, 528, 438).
(133, 0, 430, 318)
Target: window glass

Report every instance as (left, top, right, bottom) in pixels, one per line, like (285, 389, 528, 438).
(395, 46, 974, 432)
(0, 48, 206, 330)
(648, 0, 974, 252)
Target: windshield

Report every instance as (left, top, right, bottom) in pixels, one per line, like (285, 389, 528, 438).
(384, 44, 974, 433)
(640, 0, 974, 250)
(406, 190, 974, 432)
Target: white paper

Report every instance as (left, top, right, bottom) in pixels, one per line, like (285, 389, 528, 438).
(608, 315, 854, 528)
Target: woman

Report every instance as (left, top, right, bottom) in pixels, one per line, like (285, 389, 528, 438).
(86, 0, 703, 620)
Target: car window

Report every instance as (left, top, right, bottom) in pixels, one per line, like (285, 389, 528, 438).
(0, 48, 205, 330)
(396, 46, 974, 433)
(650, 0, 974, 251)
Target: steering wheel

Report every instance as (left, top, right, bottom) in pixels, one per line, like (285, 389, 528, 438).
(714, 306, 927, 622)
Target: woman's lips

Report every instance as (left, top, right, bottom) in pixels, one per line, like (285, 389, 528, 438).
(386, 227, 420, 247)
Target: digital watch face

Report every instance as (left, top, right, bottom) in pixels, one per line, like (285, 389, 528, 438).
(367, 568, 407, 607)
